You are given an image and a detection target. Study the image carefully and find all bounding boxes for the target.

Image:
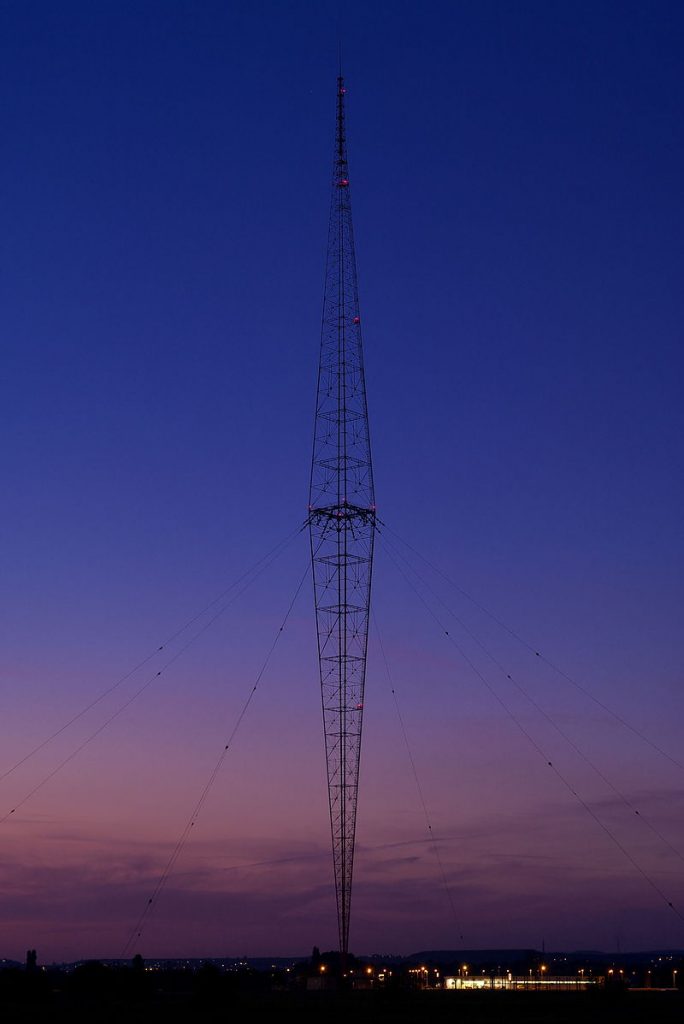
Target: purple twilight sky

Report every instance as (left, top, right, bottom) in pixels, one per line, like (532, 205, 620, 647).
(2, 0, 684, 961)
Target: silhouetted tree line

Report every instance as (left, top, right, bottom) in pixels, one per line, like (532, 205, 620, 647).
(0, 952, 682, 1024)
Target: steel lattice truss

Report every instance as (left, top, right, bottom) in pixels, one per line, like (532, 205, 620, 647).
(308, 76, 376, 962)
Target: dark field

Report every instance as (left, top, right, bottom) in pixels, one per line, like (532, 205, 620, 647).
(1, 990, 682, 1023)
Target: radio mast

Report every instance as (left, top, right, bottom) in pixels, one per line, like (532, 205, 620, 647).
(308, 75, 376, 965)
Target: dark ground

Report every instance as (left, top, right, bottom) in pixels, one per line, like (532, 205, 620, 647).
(1, 990, 682, 1023)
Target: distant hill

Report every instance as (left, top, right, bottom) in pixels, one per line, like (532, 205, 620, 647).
(405, 948, 684, 967)
(405, 950, 538, 966)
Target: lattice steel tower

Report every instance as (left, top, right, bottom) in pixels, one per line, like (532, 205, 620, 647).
(308, 76, 375, 963)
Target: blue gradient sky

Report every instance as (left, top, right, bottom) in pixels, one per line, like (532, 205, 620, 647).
(2, 1, 684, 961)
